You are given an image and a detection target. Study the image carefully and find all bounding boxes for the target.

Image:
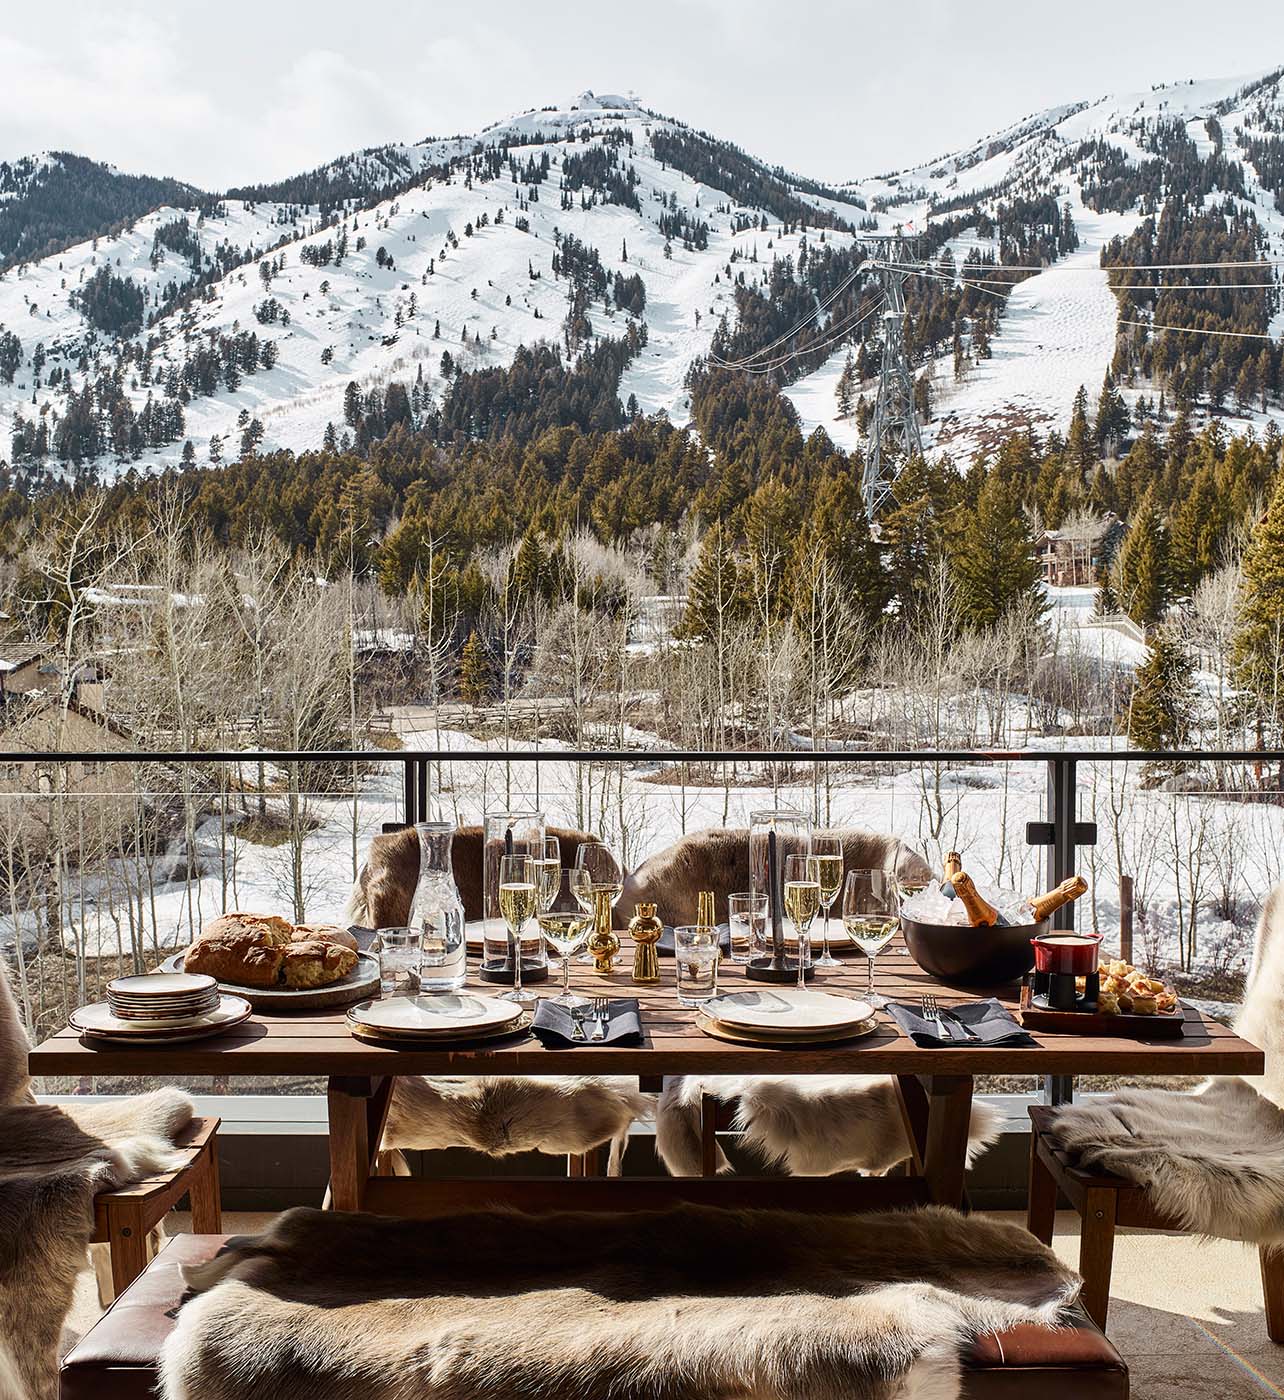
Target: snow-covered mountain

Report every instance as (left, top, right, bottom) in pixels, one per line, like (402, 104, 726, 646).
(1, 74, 1282, 479)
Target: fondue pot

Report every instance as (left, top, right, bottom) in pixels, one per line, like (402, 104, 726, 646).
(1030, 930, 1103, 1010)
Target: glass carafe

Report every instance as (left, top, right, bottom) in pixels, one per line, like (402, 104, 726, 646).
(481, 810, 548, 981)
(409, 821, 466, 991)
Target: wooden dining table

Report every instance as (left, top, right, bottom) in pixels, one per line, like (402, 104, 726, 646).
(28, 935, 1263, 1218)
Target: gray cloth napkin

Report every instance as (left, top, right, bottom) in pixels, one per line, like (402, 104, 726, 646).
(886, 997, 1036, 1047)
(532, 997, 643, 1046)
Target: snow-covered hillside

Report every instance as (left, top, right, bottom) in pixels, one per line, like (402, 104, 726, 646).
(2, 73, 1284, 477)
(786, 68, 1284, 455)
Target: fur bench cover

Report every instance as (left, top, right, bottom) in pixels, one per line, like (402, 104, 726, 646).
(1045, 883, 1284, 1244)
(161, 1203, 1081, 1400)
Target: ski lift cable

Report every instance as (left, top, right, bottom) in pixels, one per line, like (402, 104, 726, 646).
(712, 262, 870, 369)
(712, 293, 888, 375)
(1117, 319, 1280, 341)
(713, 294, 886, 375)
(907, 266, 1280, 294)
(883, 256, 1284, 274)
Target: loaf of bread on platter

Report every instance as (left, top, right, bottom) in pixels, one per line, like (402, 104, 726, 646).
(185, 912, 359, 990)
(184, 928, 286, 988)
(282, 940, 359, 988)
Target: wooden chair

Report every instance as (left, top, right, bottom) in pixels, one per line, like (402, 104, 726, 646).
(1027, 1105, 1284, 1339)
(91, 1115, 222, 1299)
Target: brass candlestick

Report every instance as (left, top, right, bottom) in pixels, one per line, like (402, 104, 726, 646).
(587, 888, 620, 972)
(629, 902, 663, 983)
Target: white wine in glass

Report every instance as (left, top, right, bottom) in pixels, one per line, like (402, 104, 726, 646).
(536, 869, 590, 1008)
(534, 837, 562, 912)
(842, 869, 897, 1008)
(783, 853, 820, 989)
(808, 835, 844, 969)
(572, 843, 623, 965)
(498, 854, 538, 1004)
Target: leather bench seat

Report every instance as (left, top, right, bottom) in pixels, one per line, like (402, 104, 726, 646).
(62, 1232, 1129, 1399)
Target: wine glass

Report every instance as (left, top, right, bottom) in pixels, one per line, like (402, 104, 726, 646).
(842, 869, 898, 1009)
(783, 853, 820, 990)
(536, 870, 591, 1007)
(572, 842, 623, 964)
(808, 833, 844, 969)
(893, 868, 928, 956)
(497, 853, 539, 1004)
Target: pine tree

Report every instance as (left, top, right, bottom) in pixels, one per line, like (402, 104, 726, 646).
(948, 471, 1044, 626)
(458, 630, 494, 708)
(1066, 384, 1096, 475)
(1128, 627, 1194, 750)
(1233, 469, 1284, 739)
(1112, 491, 1168, 630)
(680, 523, 744, 641)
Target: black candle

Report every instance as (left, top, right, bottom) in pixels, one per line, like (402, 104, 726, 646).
(505, 827, 514, 857)
(768, 828, 784, 960)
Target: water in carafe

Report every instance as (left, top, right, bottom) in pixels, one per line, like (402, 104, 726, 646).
(409, 821, 466, 991)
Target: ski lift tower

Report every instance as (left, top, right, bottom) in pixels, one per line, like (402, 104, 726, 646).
(860, 233, 924, 519)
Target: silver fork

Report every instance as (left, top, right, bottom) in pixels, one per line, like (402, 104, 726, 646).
(921, 994, 951, 1041)
(590, 996, 611, 1041)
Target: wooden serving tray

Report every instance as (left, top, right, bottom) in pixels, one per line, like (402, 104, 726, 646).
(1018, 981, 1186, 1038)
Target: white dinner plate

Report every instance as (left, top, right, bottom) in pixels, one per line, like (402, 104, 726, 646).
(71, 995, 252, 1042)
(107, 972, 218, 998)
(704, 989, 874, 1034)
(347, 993, 523, 1036)
(697, 1012, 879, 1047)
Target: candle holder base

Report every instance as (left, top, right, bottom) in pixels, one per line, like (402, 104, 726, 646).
(478, 958, 550, 985)
(745, 957, 816, 983)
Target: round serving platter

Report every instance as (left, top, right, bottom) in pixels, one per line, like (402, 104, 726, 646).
(70, 994, 252, 1044)
(160, 952, 380, 1009)
(346, 1008, 533, 1048)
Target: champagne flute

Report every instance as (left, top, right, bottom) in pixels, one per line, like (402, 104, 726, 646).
(572, 842, 623, 964)
(783, 853, 820, 990)
(842, 869, 898, 1009)
(534, 837, 562, 912)
(497, 853, 539, 1004)
(536, 869, 590, 1007)
(808, 833, 844, 969)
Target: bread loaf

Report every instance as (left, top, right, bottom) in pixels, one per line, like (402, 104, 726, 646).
(185, 912, 359, 989)
(281, 940, 359, 989)
(185, 932, 285, 988)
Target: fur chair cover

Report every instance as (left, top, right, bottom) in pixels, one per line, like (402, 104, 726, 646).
(657, 1075, 1000, 1177)
(621, 826, 932, 928)
(346, 823, 597, 928)
(161, 1203, 1080, 1400)
(380, 1075, 653, 1176)
(1044, 882, 1284, 1244)
(0, 960, 194, 1400)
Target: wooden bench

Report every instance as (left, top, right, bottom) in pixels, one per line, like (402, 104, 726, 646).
(91, 1115, 221, 1299)
(1028, 1104, 1284, 1338)
(61, 1232, 1129, 1399)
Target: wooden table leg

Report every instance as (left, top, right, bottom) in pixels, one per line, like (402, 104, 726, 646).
(327, 1075, 393, 1212)
(893, 1075, 929, 1174)
(923, 1075, 973, 1208)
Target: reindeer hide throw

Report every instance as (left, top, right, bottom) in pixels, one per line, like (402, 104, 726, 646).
(161, 1203, 1080, 1400)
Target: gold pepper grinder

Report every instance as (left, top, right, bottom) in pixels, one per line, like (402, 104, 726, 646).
(629, 902, 663, 983)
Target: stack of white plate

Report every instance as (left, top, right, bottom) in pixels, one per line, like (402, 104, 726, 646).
(347, 993, 527, 1044)
(71, 973, 251, 1044)
(699, 989, 877, 1045)
(108, 973, 219, 1022)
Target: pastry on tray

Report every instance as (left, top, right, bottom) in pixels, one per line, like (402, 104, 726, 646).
(185, 912, 360, 990)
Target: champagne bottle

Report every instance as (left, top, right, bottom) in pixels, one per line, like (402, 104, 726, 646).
(950, 871, 1010, 927)
(942, 850, 963, 899)
(1025, 875, 1088, 922)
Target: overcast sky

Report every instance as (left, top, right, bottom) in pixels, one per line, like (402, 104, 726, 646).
(3, 1, 1284, 190)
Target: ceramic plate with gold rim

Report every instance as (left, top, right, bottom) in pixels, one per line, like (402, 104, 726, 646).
(704, 989, 874, 1034)
(346, 993, 523, 1037)
(696, 1011, 878, 1047)
(347, 1010, 532, 1045)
